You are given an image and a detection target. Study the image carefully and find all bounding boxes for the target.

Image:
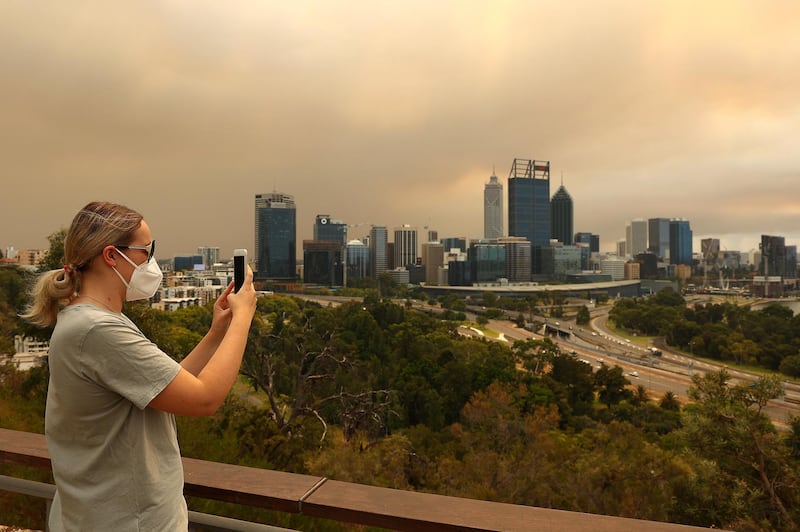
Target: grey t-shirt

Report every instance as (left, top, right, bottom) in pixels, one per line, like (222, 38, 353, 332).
(45, 304, 187, 531)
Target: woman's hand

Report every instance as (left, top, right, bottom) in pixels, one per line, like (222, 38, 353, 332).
(226, 265, 257, 323)
(209, 282, 234, 335)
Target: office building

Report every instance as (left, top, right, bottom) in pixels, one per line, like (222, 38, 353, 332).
(701, 238, 720, 266)
(422, 241, 444, 285)
(447, 253, 472, 286)
(197, 247, 220, 269)
(616, 239, 626, 258)
(369, 225, 388, 278)
(174, 255, 203, 272)
(600, 257, 626, 281)
(760, 235, 786, 277)
(669, 219, 693, 266)
(540, 243, 582, 281)
(484, 172, 503, 239)
(314, 215, 347, 244)
(441, 237, 467, 253)
(507, 158, 550, 274)
(306, 214, 348, 287)
(786, 245, 797, 279)
(624, 261, 640, 280)
(550, 184, 573, 245)
(394, 225, 418, 269)
(346, 239, 370, 281)
(635, 252, 659, 279)
(469, 241, 506, 283)
(500, 237, 532, 282)
(626, 219, 647, 257)
(303, 240, 343, 287)
(575, 232, 599, 253)
(255, 192, 296, 279)
(648, 218, 670, 260)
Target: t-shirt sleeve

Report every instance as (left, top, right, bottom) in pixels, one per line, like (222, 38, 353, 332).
(80, 314, 182, 410)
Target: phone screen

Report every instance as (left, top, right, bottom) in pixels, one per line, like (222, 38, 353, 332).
(234, 250, 247, 293)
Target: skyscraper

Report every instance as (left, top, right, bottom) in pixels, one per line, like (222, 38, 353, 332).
(550, 184, 573, 245)
(369, 225, 388, 278)
(255, 192, 296, 279)
(314, 214, 347, 243)
(507, 158, 550, 274)
(669, 219, 693, 266)
(346, 239, 370, 280)
(197, 246, 220, 269)
(421, 241, 444, 285)
(393, 225, 418, 268)
(648, 218, 670, 261)
(626, 219, 648, 257)
(575, 232, 600, 253)
(483, 172, 503, 239)
(303, 240, 343, 287)
(500, 236, 532, 282)
(304, 214, 347, 287)
(760, 235, 786, 277)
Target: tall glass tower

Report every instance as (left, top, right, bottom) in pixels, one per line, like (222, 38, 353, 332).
(550, 184, 573, 245)
(255, 192, 296, 279)
(669, 218, 693, 266)
(760, 235, 786, 277)
(483, 172, 503, 239)
(507, 158, 550, 274)
(369, 225, 388, 278)
(648, 218, 670, 261)
(346, 239, 370, 280)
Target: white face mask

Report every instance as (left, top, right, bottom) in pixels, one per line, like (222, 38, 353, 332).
(112, 248, 163, 301)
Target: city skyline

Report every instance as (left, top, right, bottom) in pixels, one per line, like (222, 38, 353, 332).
(1, 2, 799, 259)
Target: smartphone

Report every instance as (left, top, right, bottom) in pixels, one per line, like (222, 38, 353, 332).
(233, 249, 247, 293)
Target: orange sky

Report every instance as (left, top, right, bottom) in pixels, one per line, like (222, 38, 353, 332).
(1, 1, 799, 258)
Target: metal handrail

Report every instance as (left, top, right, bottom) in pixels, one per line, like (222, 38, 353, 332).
(0, 474, 294, 532)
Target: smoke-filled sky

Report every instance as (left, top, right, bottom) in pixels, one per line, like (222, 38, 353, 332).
(2, 1, 799, 260)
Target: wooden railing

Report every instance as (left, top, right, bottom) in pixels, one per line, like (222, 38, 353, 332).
(0, 428, 713, 531)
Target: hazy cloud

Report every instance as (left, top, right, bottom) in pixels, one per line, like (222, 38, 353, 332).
(1, 0, 799, 259)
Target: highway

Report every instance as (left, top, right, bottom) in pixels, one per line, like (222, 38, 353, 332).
(295, 294, 800, 428)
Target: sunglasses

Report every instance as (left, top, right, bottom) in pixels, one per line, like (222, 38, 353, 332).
(115, 240, 156, 262)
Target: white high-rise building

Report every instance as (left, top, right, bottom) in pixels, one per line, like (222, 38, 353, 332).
(393, 225, 418, 268)
(484, 172, 503, 239)
(197, 247, 220, 268)
(626, 218, 648, 257)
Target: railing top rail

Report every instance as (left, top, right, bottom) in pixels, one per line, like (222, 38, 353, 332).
(0, 428, 714, 531)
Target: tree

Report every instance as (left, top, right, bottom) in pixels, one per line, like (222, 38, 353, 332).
(37, 228, 67, 272)
(511, 337, 559, 376)
(658, 391, 681, 411)
(679, 370, 799, 530)
(0, 267, 31, 353)
(576, 305, 590, 325)
(594, 364, 632, 407)
(779, 354, 800, 378)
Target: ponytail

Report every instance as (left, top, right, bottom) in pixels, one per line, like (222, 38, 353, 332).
(22, 267, 80, 328)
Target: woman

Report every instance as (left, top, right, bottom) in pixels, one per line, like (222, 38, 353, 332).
(23, 201, 257, 531)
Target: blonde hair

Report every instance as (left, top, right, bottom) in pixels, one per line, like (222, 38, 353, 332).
(23, 201, 144, 327)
